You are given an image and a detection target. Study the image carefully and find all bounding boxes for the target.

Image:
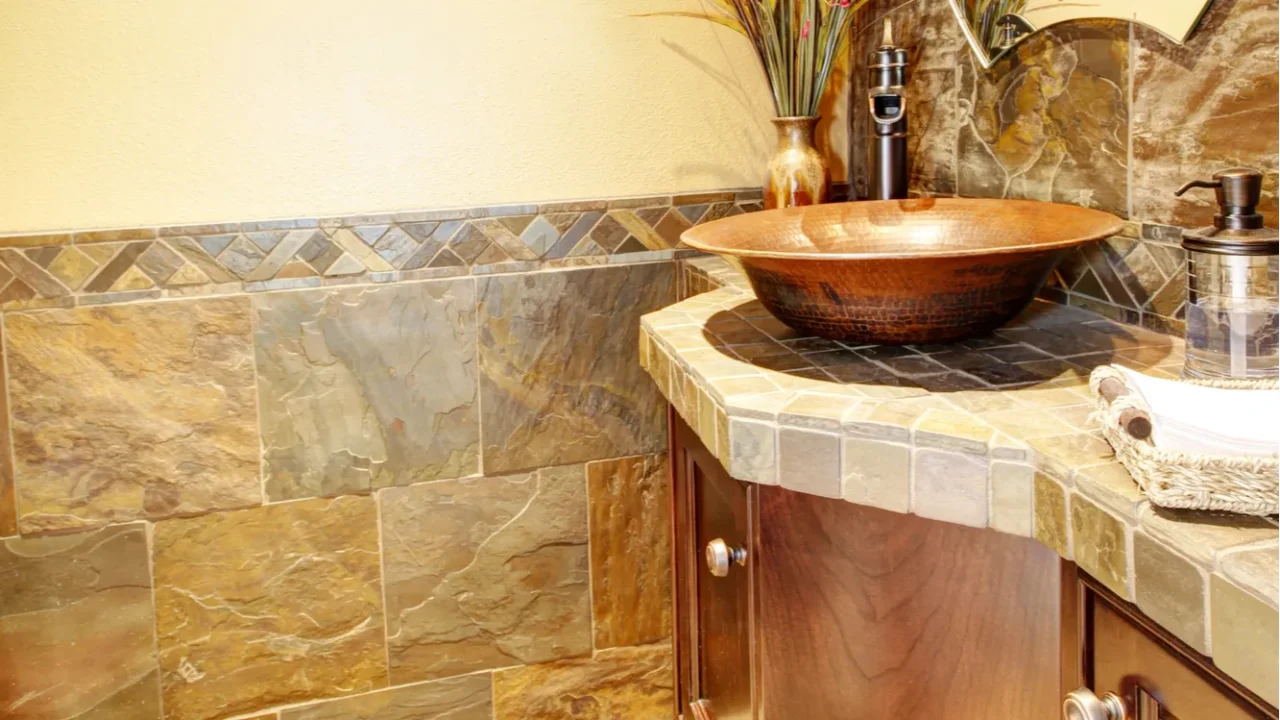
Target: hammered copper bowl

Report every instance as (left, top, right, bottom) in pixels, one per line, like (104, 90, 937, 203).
(681, 198, 1124, 345)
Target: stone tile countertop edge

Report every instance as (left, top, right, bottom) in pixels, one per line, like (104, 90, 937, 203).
(644, 256, 1279, 706)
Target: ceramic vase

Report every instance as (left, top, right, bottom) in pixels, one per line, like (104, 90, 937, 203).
(764, 116, 830, 209)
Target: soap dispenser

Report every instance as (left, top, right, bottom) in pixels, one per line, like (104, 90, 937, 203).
(866, 19, 908, 200)
(1173, 168, 1279, 379)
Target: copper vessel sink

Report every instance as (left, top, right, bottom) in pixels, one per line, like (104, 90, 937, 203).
(681, 198, 1124, 344)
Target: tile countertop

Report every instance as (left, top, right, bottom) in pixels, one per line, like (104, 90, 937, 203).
(643, 257, 1279, 705)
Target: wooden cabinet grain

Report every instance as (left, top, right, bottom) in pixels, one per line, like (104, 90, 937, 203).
(669, 411, 1277, 720)
(756, 483, 1063, 719)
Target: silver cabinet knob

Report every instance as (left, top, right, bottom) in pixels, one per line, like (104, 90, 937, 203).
(1064, 688, 1128, 720)
(705, 538, 747, 577)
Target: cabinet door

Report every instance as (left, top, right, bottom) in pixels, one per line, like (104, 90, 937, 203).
(757, 486, 1064, 719)
(671, 410, 754, 720)
(1077, 577, 1277, 720)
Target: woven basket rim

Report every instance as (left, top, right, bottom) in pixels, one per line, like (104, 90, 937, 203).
(1090, 366, 1279, 462)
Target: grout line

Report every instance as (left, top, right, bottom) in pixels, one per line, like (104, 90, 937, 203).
(472, 275, 485, 478)
(583, 460, 598, 655)
(0, 315, 19, 535)
(220, 664, 506, 719)
(144, 520, 167, 719)
(1127, 21, 1135, 221)
(1203, 565, 1214, 655)
(374, 488, 394, 687)
(248, 295, 268, 508)
(490, 669, 498, 720)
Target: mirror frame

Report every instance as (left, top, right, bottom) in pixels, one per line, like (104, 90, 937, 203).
(946, 1, 1216, 68)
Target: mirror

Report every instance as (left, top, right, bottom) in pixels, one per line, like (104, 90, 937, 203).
(948, 0, 1216, 68)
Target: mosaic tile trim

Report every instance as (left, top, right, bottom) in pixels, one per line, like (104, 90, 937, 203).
(1046, 221, 1191, 336)
(650, 257, 1278, 701)
(0, 191, 765, 310)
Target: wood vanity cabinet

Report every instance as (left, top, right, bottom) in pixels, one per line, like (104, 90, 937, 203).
(1067, 576, 1276, 720)
(668, 411, 1278, 720)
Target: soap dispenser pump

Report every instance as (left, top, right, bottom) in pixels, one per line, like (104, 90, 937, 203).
(1173, 167, 1279, 379)
(867, 19, 908, 200)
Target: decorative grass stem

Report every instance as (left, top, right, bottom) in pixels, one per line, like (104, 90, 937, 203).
(641, 0, 867, 117)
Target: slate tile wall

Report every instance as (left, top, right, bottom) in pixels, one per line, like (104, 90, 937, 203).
(0, 190, 745, 719)
(850, 0, 1279, 336)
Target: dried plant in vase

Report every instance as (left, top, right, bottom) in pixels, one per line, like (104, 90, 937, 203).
(646, 0, 869, 208)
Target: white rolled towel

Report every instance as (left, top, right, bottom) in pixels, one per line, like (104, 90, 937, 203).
(1114, 366, 1279, 458)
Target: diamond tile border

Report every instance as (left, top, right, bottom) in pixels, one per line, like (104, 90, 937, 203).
(652, 256, 1279, 701)
(0, 190, 775, 311)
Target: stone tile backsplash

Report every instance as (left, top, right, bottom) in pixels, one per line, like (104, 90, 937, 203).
(851, 0, 1280, 334)
(253, 279, 481, 501)
(152, 495, 387, 719)
(0, 191, 704, 718)
(477, 263, 673, 473)
(6, 297, 261, 533)
(380, 467, 592, 685)
(0, 524, 161, 717)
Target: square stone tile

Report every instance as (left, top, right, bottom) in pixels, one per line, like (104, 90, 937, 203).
(843, 438, 910, 513)
(280, 674, 492, 720)
(1139, 504, 1278, 568)
(588, 455, 672, 650)
(492, 643, 673, 720)
(1075, 462, 1146, 520)
(1220, 543, 1279, 608)
(990, 461, 1033, 537)
(697, 391, 719, 448)
(778, 427, 841, 498)
(0, 524, 160, 718)
(1071, 493, 1129, 598)
(913, 409, 993, 455)
(990, 431, 1031, 463)
(1029, 433, 1116, 483)
(913, 448, 988, 528)
(254, 279, 479, 500)
(7, 297, 260, 532)
(728, 418, 777, 485)
(153, 495, 385, 719)
(380, 467, 591, 684)
(979, 408, 1077, 442)
(779, 393, 849, 431)
(1131, 0, 1279, 228)
(647, 340, 671, 398)
(841, 400, 915, 442)
(1211, 574, 1279, 707)
(1133, 531, 1207, 653)
(715, 405, 731, 467)
(478, 264, 672, 473)
(1034, 473, 1070, 557)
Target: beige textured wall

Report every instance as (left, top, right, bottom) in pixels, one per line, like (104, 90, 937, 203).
(0, 0, 848, 233)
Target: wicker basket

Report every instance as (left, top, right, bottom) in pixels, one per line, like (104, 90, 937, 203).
(1089, 366, 1279, 516)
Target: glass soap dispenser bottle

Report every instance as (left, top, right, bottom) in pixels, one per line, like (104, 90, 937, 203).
(1174, 168, 1279, 379)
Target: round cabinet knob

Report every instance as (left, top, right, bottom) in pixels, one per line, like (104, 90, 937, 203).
(1064, 688, 1128, 720)
(705, 538, 747, 577)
